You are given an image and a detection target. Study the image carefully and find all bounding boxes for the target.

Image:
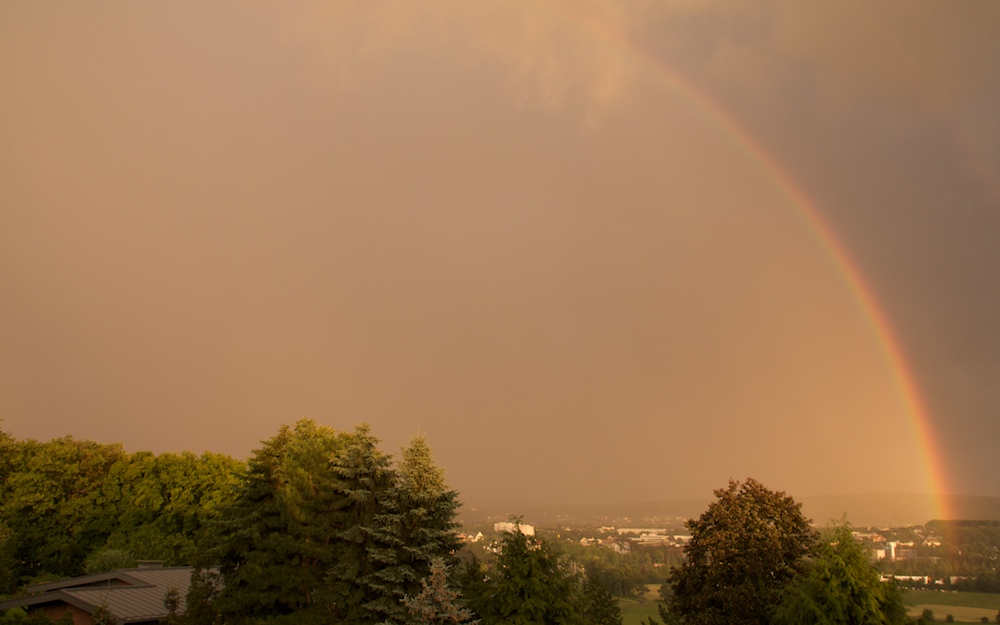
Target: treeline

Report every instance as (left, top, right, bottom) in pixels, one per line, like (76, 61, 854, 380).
(0, 423, 919, 625)
(186, 420, 623, 625)
(0, 428, 244, 593)
(191, 419, 462, 624)
(879, 520, 1000, 591)
(552, 537, 684, 594)
(0, 420, 626, 625)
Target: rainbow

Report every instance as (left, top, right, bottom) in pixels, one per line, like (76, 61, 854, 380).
(539, 0, 951, 519)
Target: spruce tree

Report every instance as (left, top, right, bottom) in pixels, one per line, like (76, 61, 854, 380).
(403, 557, 477, 625)
(211, 419, 346, 622)
(371, 437, 463, 625)
(326, 424, 397, 625)
(474, 525, 583, 625)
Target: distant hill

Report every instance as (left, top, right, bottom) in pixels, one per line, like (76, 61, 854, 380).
(802, 494, 1000, 527)
(459, 494, 1000, 529)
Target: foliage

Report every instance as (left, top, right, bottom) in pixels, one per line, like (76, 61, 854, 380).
(667, 478, 816, 625)
(210, 419, 348, 622)
(468, 523, 583, 625)
(555, 539, 659, 596)
(0, 608, 73, 625)
(403, 557, 477, 625)
(0, 427, 245, 593)
(772, 523, 907, 625)
(324, 423, 397, 625)
(92, 603, 118, 625)
(200, 421, 463, 625)
(0, 436, 125, 586)
(581, 568, 624, 625)
(359, 436, 463, 625)
(181, 568, 225, 625)
(84, 548, 136, 574)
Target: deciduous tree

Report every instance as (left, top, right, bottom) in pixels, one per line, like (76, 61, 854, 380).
(667, 478, 816, 625)
(773, 523, 907, 625)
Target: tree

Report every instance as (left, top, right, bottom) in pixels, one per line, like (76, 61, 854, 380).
(581, 568, 623, 625)
(403, 557, 477, 625)
(0, 436, 125, 587)
(325, 424, 398, 625)
(367, 437, 463, 625)
(210, 419, 348, 622)
(772, 523, 907, 625)
(667, 478, 816, 625)
(471, 523, 583, 625)
(657, 578, 683, 625)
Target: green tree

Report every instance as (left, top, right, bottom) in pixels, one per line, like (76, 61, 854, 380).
(326, 424, 397, 625)
(0, 607, 73, 625)
(657, 579, 683, 625)
(471, 524, 583, 625)
(211, 419, 348, 622)
(368, 437, 463, 625)
(403, 557, 476, 625)
(581, 568, 623, 625)
(668, 478, 816, 625)
(0, 436, 125, 587)
(96, 450, 244, 566)
(772, 523, 906, 625)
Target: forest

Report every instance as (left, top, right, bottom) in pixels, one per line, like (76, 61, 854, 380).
(0, 421, 994, 624)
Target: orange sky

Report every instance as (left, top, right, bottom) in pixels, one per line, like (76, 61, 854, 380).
(2, 1, 999, 508)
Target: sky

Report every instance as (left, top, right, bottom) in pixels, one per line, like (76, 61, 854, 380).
(2, 1, 999, 510)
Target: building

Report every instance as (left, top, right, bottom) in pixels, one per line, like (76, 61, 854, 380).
(494, 521, 535, 536)
(0, 564, 193, 625)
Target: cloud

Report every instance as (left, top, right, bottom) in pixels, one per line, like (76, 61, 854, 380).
(265, 0, 642, 119)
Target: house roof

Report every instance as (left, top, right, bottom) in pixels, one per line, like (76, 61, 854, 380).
(0, 567, 193, 624)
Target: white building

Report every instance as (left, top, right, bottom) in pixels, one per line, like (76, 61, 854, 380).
(494, 521, 535, 536)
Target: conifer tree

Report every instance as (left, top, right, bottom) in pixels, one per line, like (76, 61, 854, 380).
(211, 419, 346, 622)
(472, 525, 583, 625)
(326, 424, 397, 625)
(369, 437, 463, 624)
(403, 557, 477, 625)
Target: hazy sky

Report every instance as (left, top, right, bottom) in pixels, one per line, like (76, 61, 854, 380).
(2, 1, 999, 509)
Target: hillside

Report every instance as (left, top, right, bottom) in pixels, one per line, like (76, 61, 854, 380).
(460, 494, 1000, 528)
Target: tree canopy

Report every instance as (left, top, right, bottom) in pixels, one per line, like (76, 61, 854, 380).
(667, 478, 816, 625)
(772, 523, 907, 625)
(204, 420, 462, 625)
(0, 431, 243, 593)
(469, 523, 583, 625)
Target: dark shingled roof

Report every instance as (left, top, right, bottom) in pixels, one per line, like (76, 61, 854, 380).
(0, 566, 194, 624)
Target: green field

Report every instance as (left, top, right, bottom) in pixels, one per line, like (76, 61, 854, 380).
(622, 589, 1000, 624)
(903, 590, 1000, 623)
(620, 585, 663, 625)
(620, 599, 662, 625)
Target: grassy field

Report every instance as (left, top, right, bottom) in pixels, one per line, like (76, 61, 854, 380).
(620, 584, 663, 625)
(622, 588, 1000, 624)
(903, 590, 1000, 623)
(620, 599, 661, 625)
